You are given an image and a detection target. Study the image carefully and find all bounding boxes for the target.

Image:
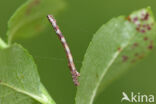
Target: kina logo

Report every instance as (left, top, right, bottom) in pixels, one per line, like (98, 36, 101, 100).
(121, 92, 154, 103)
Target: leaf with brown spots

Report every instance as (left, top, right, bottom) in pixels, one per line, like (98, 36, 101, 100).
(7, 0, 66, 44)
(76, 7, 156, 104)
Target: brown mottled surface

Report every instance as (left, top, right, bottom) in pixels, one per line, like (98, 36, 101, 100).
(26, 0, 40, 15)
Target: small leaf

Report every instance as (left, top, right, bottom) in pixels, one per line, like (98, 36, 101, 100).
(7, 0, 66, 43)
(0, 44, 55, 104)
(75, 7, 156, 104)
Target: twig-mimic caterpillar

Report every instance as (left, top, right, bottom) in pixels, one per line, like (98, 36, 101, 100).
(47, 15, 80, 86)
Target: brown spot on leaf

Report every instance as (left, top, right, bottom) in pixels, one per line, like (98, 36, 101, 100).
(143, 13, 149, 21)
(134, 53, 139, 56)
(117, 47, 122, 52)
(133, 17, 138, 22)
(132, 43, 139, 49)
(26, 0, 40, 15)
(137, 54, 144, 59)
(136, 27, 140, 31)
(143, 24, 147, 28)
(125, 16, 131, 21)
(148, 44, 153, 50)
(140, 29, 146, 33)
(122, 55, 128, 62)
(144, 37, 148, 41)
(148, 45, 153, 50)
(147, 26, 151, 30)
(148, 41, 154, 50)
(133, 43, 139, 47)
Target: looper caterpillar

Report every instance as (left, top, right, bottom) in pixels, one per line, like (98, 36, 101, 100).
(47, 15, 80, 86)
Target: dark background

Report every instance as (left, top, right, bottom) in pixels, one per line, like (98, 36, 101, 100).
(0, 0, 156, 104)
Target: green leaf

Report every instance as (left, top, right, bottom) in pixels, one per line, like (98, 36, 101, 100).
(75, 7, 156, 104)
(0, 38, 8, 49)
(0, 44, 55, 104)
(7, 0, 66, 43)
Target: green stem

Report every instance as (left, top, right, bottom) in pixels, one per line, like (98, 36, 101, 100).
(0, 38, 9, 49)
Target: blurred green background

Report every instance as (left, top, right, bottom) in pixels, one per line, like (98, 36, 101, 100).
(0, 0, 156, 104)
